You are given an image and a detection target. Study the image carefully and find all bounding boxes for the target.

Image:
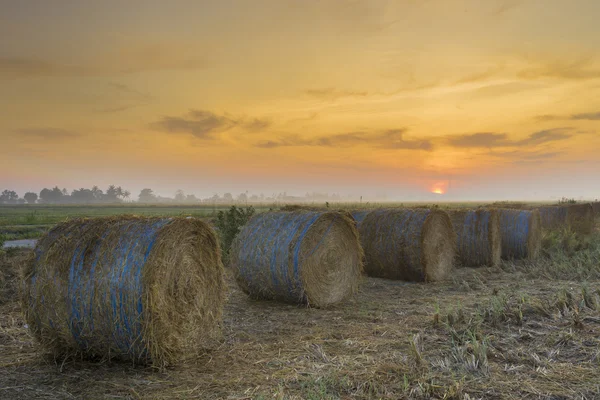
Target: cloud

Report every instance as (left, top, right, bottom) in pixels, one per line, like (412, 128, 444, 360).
(570, 111, 600, 121)
(446, 129, 573, 148)
(0, 44, 208, 79)
(518, 128, 572, 145)
(256, 129, 433, 151)
(518, 58, 600, 81)
(15, 128, 80, 139)
(107, 82, 152, 100)
(98, 104, 139, 113)
(492, 0, 524, 16)
(150, 110, 237, 139)
(535, 111, 600, 121)
(305, 88, 369, 101)
(244, 118, 272, 131)
(447, 132, 511, 148)
(150, 109, 271, 139)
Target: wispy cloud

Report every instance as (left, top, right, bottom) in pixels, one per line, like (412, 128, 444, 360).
(492, 0, 525, 16)
(107, 82, 152, 100)
(535, 110, 600, 121)
(0, 43, 209, 79)
(305, 87, 369, 101)
(518, 57, 600, 81)
(256, 129, 432, 151)
(15, 127, 80, 139)
(446, 128, 573, 148)
(150, 109, 271, 139)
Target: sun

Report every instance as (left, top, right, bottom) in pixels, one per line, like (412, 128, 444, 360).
(432, 188, 445, 195)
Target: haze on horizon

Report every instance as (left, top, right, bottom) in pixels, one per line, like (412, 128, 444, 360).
(1, 0, 600, 202)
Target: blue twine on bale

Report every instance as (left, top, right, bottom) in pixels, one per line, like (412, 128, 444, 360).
(500, 210, 530, 259)
(65, 218, 172, 355)
(459, 211, 490, 263)
(358, 209, 431, 281)
(237, 212, 325, 301)
(351, 210, 371, 225)
(539, 207, 567, 230)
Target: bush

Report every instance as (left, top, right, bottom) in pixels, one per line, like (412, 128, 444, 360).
(215, 206, 255, 261)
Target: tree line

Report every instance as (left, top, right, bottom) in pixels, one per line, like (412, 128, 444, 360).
(0, 186, 347, 205)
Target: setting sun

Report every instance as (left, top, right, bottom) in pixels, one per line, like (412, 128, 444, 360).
(432, 188, 445, 195)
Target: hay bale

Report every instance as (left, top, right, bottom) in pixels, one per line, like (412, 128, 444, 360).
(498, 209, 541, 260)
(448, 209, 501, 268)
(566, 203, 594, 235)
(22, 216, 224, 366)
(593, 202, 600, 217)
(353, 208, 456, 282)
(538, 205, 568, 231)
(230, 211, 362, 307)
(538, 204, 595, 234)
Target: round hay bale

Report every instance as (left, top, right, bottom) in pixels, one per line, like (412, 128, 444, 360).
(592, 202, 600, 216)
(538, 205, 568, 231)
(354, 208, 456, 282)
(566, 203, 594, 235)
(448, 209, 501, 268)
(22, 216, 224, 366)
(229, 211, 362, 307)
(538, 204, 595, 234)
(498, 209, 541, 260)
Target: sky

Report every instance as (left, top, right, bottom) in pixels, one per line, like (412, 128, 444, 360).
(2, 0, 600, 201)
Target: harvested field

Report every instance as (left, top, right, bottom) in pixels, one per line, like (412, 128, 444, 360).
(3, 227, 600, 399)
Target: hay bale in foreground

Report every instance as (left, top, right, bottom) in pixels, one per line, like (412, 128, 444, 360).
(230, 211, 362, 307)
(353, 209, 456, 282)
(22, 216, 224, 366)
(498, 209, 541, 260)
(448, 209, 501, 268)
(538, 204, 595, 234)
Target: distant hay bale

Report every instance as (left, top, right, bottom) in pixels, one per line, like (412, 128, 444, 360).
(566, 203, 594, 235)
(593, 202, 600, 216)
(230, 211, 362, 307)
(538, 205, 568, 231)
(539, 204, 594, 234)
(498, 209, 541, 260)
(448, 209, 501, 268)
(352, 208, 456, 282)
(22, 216, 225, 366)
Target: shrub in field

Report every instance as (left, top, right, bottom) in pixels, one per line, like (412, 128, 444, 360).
(215, 205, 255, 259)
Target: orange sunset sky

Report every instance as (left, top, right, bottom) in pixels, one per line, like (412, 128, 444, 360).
(2, 0, 600, 201)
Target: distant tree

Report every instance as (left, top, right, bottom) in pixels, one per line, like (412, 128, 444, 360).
(122, 190, 131, 201)
(91, 186, 104, 201)
(105, 185, 120, 202)
(0, 190, 19, 204)
(39, 187, 64, 203)
(62, 188, 69, 196)
(23, 192, 38, 204)
(71, 188, 95, 203)
(138, 188, 156, 203)
(185, 194, 198, 203)
(174, 190, 186, 203)
(223, 193, 233, 203)
(237, 192, 248, 204)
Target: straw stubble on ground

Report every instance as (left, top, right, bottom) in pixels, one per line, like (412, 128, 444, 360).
(2, 243, 600, 399)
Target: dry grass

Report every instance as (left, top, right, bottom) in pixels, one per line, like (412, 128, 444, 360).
(2, 231, 600, 399)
